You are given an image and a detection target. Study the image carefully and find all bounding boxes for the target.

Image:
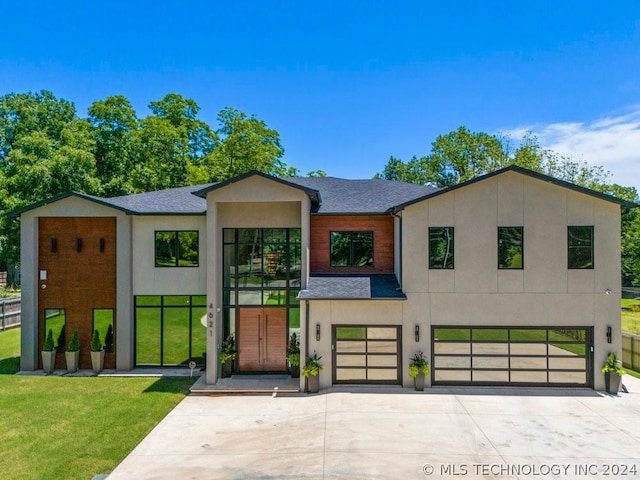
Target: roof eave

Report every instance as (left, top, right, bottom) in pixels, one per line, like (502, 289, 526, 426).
(8, 192, 135, 218)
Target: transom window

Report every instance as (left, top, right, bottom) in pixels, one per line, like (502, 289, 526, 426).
(330, 231, 374, 267)
(568, 226, 594, 269)
(155, 231, 199, 267)
(429, 227, 454, 269)
(498, 227, 523, 269)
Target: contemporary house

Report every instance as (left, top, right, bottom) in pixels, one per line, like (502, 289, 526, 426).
(14, 166, 636, 390)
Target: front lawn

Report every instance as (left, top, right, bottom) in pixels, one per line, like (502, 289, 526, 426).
(622, 298, 640, 335)
(0, 328, 195, 480)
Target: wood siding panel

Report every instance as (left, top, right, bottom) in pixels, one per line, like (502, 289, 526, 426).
(38, 217, 116, 369)
(310, 215, 395, 274)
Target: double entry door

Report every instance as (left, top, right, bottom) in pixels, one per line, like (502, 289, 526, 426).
(238, 307, 287, 372)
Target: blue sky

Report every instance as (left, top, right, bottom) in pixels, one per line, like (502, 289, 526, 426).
(2, 1, 639, 189)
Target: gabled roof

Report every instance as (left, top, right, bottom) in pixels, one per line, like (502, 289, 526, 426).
(286, 176, 438, 214)
(105, 184, 208, 215)
(192, 170, 322, 205)
(8, 191, 136, 217)
(389, 165, 639, 213)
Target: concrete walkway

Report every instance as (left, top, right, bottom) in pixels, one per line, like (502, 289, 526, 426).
(107, 376, 640, 479)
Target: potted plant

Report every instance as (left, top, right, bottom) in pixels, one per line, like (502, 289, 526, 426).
(41, 329, 56, 374)
(90, 329, 104, 374)
(302, 353, 322, 393)
(601, 351, 624, 394)
(218, 334, 237, 378)
(286, 332, 300, 378)
(65, 330, 80, 373)
(409, 351, 430, 391)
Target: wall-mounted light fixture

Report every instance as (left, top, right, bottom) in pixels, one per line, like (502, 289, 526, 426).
(606, 326, 612, 344)
(316, 323, 321, 341)
(76, 238, 83, 253)
(99, 238, 105, 253)
(415, 325, 420, 342)
(50, 238, 57, 253)
(605, 288, 612, 295)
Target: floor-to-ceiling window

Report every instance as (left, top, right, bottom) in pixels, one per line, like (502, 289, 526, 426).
(135, 295, 207, 366)
(222, 228, 301, 342)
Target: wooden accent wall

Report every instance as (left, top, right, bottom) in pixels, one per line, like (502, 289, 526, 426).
(310, 215, 395, 274)
(38, 217, 116, 369)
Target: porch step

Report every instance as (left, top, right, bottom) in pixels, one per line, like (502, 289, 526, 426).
(189, 374, 302, 395)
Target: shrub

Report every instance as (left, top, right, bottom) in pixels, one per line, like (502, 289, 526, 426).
(90, 330, 103, 352)
(104, 324, 114, 353)
(302, 353, 322, 377)
(42, 329, 55, 352)
(218, 334, 237, 363)
(286, 333, 300, 366)
(409, 351, 430, 378)
(601, 352, 624, 375)
(67, 330, 79, 352)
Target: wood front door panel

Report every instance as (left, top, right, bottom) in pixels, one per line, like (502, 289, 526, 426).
(238, 307, 287, 372)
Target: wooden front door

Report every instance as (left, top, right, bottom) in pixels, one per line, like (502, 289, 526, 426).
(238, 307, 287, 372)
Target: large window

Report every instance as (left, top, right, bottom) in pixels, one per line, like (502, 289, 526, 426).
(429, 227, 454, 269)
(222, 228, 301, 339)
(135, 295, 206, 366)
(330, 231, 373, 267)
(498, 227, 523, 269)
(568, 226, 594, 269)
(155, 231, 199, 267)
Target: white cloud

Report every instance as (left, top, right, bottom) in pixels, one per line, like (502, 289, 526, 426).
(502, 106, 640, 191)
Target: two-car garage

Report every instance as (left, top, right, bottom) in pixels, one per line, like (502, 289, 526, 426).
(431, 326, 594, 387)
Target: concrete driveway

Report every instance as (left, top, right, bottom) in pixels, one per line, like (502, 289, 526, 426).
(107, 377, 640, 479)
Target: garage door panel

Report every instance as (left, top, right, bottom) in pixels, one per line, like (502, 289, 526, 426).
(368, 355, 397, 367)
(336, 368, 367, 381)
(336, 355, 366, 367)
(473, 370, 509, 382)
(336, 341, 366, 353)
(432, 326, 592, 387)
(367, 341, 397, 353)
(434, 343, 470, 354)
(473, 356, 508, 369)
(435, 370, 471, 382)
(472, 343, 509, 355)
(435, 356, 470, 368)
(368, 369, 398, 380)
(367, 327, 396, 339)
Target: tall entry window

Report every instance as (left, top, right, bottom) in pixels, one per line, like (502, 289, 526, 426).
(222, 228, 301, 339)
(330, 231, 373, 267)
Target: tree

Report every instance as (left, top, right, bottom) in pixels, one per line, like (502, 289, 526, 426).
(88, 95, 139, 196)
(376, 126, 639, 285)
(210, 107, 284, 181)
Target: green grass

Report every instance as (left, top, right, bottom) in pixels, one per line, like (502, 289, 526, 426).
(0, 328, 195, 480)
(622, 299, 640, 335)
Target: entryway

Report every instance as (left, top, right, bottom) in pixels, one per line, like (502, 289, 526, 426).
(237, 307, 287, 372)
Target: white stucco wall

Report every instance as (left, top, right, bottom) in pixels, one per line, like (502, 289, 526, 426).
(131, 215, 207, 295)
(398, 171, 622, 390)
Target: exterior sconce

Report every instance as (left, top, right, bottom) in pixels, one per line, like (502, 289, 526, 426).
(606, 326, 612, 344)
(316, 324, 321, 341)
(99, 238, 105, 253)
(415, 325, 420, 342)
(76, 238, 83, 252)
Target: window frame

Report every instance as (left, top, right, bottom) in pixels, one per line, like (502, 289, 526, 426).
(567, 226, 594, 269)
(428, 226, 455, 269)
(497, 226, 524, 270)
(329, 230, 374, 268)
(154, 230, 199, 268)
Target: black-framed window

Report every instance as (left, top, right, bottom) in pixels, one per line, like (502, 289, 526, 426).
(134, 295, 207, 366)
(330, 231, 374, 267)
(429, 227, 454, 269)
(155, 231, 199, 267)
(568, 226, 594, 269)
(498, 227, 523, 269)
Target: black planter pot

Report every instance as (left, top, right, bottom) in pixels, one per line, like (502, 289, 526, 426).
(414, 372, 425, 391)
(290, 365, 300, 378)
(221, 359, 234, 378)
(307, 374, 319, 393)
(605, 371, 622, 394)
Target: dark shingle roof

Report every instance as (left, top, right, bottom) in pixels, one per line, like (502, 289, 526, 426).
(103, 184, 209, 214)
(298, 274, 406, 300)
(286, 177, 438, 214)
